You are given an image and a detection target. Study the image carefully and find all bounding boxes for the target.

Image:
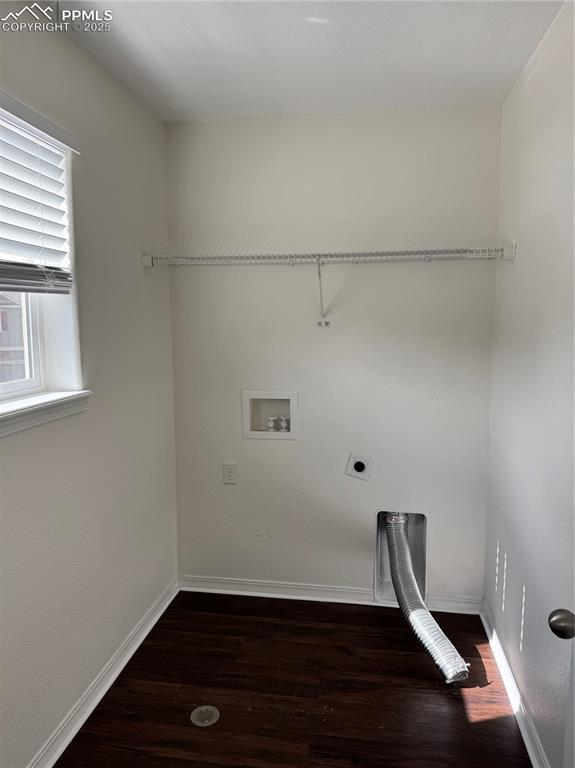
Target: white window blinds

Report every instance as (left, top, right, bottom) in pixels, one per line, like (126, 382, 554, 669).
(0, 113, 73, 294)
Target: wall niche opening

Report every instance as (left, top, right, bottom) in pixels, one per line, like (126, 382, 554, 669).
(242, 390, 298, 439)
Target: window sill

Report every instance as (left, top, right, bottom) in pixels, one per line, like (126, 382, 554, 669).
(0, 389, 92, 438)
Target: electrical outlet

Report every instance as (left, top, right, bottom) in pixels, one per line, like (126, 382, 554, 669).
(223, 462, 238, 485)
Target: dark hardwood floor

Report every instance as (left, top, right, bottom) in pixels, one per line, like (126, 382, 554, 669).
(55, 592, 531, 767)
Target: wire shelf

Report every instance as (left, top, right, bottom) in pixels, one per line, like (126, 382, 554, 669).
(142, 246, 515, 268)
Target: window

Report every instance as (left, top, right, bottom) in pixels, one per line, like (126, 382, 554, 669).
(0, 100, 88, 434)
(0, 107, 74, 404)
(0, 291, 42, 399)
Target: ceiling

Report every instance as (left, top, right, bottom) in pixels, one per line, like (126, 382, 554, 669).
(69, 1, 561, 121)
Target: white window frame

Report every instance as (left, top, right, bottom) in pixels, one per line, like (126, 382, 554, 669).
(0, 94, 90, 437)
(0, 293, 44, 401)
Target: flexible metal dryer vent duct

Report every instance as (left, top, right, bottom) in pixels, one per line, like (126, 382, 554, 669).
(385, 512, 469, 684)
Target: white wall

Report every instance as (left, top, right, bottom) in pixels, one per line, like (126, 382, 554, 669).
(484, 4, 574, 767)
(0, 31, 176, 768)
(168, 106, 501, 603)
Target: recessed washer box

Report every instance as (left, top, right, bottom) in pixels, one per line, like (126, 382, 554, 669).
(242, 390, 298, 439)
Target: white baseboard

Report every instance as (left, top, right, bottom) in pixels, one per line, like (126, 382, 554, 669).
(178, 575, 482, 614)
(480, 605, 549, 768)
(27, 578, 179, 768)
(178, 574, 375, 605)
(427, 593, 482, 614)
